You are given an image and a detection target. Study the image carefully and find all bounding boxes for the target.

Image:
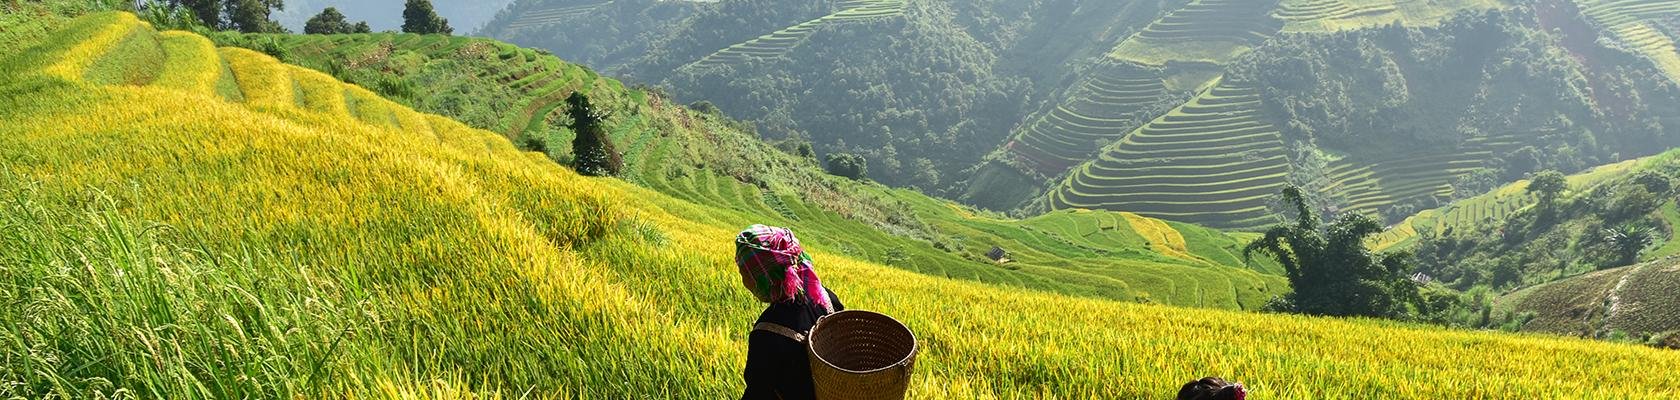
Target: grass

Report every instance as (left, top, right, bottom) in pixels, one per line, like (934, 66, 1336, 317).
(5, 10, 1680, 398)
(205, 8, 1298, 310)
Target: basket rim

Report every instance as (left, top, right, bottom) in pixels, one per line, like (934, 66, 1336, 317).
(807, 309, 918, 375)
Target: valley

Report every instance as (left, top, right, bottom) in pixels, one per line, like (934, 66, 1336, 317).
(7, 0, 1680, 397)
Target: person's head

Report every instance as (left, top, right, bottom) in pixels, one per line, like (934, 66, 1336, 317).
(1177, 377, 1246, 400)
(735, 225, 833, 311)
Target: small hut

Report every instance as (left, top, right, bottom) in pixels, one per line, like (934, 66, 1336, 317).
(986, 246, 1009, 263)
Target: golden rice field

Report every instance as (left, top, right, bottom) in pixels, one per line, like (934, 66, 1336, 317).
(3, 11, 1680, 399)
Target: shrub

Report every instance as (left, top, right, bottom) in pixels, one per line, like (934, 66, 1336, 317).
(825, 153, 867, 180)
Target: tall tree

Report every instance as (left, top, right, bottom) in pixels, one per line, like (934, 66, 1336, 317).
(567, 92, 622, 177)
(304, 7, 370, 34)
(166, 0, 222, 28)
(402, 0, 453, 35)
(1603, 225, 1653, 267)
(223, 0, 286, 33)
(1245, 186, 1421, 318)
(1528, 169, 1568, 221)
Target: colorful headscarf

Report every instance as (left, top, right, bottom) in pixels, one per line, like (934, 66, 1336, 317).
(735, 224, 833, 312)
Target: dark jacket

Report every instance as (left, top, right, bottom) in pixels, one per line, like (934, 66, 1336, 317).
(741, 288, 844, 400)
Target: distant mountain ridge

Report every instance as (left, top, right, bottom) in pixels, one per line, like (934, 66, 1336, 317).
(482, 0, 1680, 234)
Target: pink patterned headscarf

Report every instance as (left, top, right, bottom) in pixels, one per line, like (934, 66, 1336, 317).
(735, 225, 833, 312)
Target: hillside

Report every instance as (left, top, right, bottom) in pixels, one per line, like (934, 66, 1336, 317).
(204, 25, 1291, 310)
(481, 0, 1172, 191)
(1498, 258, 1680, 347)
(8, 9, 1680, 398)
(986, 5, 1680, 230)
(474, 0, 1680, 234)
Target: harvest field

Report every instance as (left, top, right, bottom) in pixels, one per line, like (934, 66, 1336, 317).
(6, 9, 1680, 399)
(226, 20, 1292, 310)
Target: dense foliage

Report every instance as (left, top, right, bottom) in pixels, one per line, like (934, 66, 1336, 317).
(401, 0, 451, 34)
(1230, 10, 1680, 206)
(159, 0, 287, 32)
(567, 92, 623, 176)
(1246, 187, 1421, 318)
(302, 7, 368, 34)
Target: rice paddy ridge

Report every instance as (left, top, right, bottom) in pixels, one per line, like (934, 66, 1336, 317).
(997, 61, 1171, 178)
(1108, 0, 1286, 66)
(501, 0, 617, 31)
(203, 20, 1297, 310)
(222, 30, 616, 142)
(1572, 0, 1680, 84)
(1273, 0, 1508, 32)
(685, 0, 905, 69)
(621, 131, 1290, 308)
(1046, 80, 1292, 231)
(1371, 158, 1644, 251)
(1318, 133, 1530, 218)
(8, 11, 1680, 398)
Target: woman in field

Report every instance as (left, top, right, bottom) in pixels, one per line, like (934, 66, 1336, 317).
(1178, 377, 1247, 400)
(735, 225, 844, 400)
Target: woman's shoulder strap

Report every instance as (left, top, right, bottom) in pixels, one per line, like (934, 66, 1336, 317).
(752, 321, 806, 342)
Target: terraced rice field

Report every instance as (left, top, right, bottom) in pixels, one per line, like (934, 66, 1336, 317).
(1274, 0, 1506, 31)
(687, 0, 904, 68)
(1370, 159, 1642, 251)
(1048, 81, 1292, 230)
(1273, 0, 1396, 23)
(1109, 0, 1285, 65)
(1001, 62, 1170, 176)
(237, 32, 608, 142)
(501, 1, 615, 30)
(1574, 0, 1680, 83)
(12, 11, 1680, 398)
(1321, 134, 1528, 217)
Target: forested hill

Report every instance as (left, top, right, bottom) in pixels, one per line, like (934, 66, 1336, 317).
(481, 0, 1171, 193)
(482, 0, 1680, 233)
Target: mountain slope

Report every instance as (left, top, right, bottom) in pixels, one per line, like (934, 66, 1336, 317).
(7, 10, 1680, 398)
(1498, 257, 1680, 346)
(206, 25, 1292, 310)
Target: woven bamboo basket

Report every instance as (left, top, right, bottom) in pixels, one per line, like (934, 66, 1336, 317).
(806, 310, 918, 400)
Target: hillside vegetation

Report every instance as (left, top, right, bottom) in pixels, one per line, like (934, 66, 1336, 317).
(203, 22, 1291, 310)
(1498, 258, 1680, 347)
(8, 9, 1680, 398)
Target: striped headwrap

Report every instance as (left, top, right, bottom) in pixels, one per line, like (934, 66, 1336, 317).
(735, 224, 833, 312)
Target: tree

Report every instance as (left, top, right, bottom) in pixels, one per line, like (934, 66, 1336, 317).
(567, 92, 622, 177)
(825, 153, 867, 180)
(1603, 225, 1653, 267)
(402, 0, 453, 35)
(223, 0, 286, 33)
(303, 7, 368, 34)
(1528, 169, 1567, 220)
(166, 0, 222, 29)
(1245, 186, 1421, 318)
